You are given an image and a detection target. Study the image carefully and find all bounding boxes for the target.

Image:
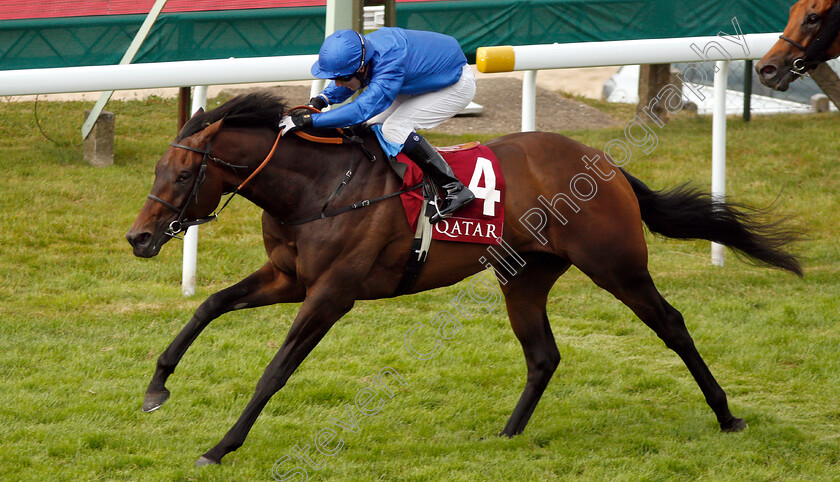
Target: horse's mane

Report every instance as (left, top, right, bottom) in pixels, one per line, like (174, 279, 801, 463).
(177, 91, 286, 141)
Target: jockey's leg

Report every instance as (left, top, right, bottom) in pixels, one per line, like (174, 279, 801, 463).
(402, 132, 475, 223)
(380, 65, 477, 222)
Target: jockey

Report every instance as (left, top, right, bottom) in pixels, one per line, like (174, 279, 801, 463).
(279, 27, 476, 223)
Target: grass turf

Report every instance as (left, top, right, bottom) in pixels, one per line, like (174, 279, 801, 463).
(0, 95, 838, 480)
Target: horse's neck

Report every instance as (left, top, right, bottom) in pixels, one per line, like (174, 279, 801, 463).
(238, 131, 391, 222)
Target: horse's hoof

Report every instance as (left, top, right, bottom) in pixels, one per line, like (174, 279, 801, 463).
(196, 455, 220, 466)
(142, 389, 170, 413)
(721, 417, 747, 432)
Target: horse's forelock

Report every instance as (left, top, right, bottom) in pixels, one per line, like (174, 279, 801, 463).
(176, 92, 287, 141)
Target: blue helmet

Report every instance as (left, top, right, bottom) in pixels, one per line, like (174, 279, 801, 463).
(311, 30, 371, 79)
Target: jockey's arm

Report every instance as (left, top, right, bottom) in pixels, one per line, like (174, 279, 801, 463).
(311, 56, 406, 129)
(319, 82, 355, 106)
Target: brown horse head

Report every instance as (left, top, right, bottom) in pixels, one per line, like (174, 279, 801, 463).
(126, 115, 231, 258)
(126, 92, 364, 259)
(756, 0, 840, 90)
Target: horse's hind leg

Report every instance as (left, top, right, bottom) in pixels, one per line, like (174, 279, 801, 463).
(499, 253, 571, 436)
(652, 292, 745, 431)
(574, 255, 745, 432)
(143, 262, 305, 412)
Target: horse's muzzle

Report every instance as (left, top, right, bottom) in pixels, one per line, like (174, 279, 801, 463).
(126, 229, 166, 258)
(756, 59, 795, 91)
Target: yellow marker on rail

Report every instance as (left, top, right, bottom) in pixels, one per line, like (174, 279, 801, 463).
(476, 46, 515, 73)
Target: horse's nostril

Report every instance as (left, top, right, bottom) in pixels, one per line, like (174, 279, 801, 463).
(127, 231, 151, 248)
(760, 64, 777, 77)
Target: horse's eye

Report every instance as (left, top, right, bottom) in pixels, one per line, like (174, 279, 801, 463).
(176, 172, 191, 183)
(806, 13, 821, 24)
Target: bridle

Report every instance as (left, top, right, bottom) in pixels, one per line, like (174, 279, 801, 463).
(779, 0, 840, 75)
(778, 35, 810, 74)
(148, 140, 250, 239)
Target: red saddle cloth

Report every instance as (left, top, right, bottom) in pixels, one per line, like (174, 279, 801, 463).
(397, 142, 505, 245)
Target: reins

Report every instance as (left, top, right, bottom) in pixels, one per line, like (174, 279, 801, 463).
(150, 105, 421, 236)
(236, 128, 282, 191)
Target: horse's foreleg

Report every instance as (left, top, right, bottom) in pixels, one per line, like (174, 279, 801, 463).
(197, 286, 355, 465)
(143, 263, 304, 412)
(499, 255, 570, 436)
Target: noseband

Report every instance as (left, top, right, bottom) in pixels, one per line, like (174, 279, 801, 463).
(148, 141, 248, 239)
(779, 1, 840, 75)
(778, 35, 810, 75)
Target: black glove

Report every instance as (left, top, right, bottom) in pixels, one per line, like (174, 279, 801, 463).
(279, 114, 312, 136)
(309, 94, 328, 111)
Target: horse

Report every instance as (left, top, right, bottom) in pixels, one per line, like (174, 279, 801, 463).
(126, 92, 802, 466)
(756, 0, 840, 90)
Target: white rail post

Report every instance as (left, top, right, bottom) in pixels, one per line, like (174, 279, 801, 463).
(522, 70, 537, 132)
(711, 60, 728, 267)
(318, 0, 355, 106)
(310, 80, 328, 99)
(182, 85, 208, 297)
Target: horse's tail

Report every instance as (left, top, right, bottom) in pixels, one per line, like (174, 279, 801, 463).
(620, 168, 803, 276)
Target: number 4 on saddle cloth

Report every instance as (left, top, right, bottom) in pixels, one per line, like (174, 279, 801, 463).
(395, 142, 506, 245)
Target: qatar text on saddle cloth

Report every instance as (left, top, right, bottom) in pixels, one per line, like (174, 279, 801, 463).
(397, 142, 505, 245)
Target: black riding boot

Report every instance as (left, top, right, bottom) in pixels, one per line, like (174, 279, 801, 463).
(403, 133, 475, 223)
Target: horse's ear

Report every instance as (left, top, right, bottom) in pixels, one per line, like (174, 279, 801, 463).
(197, 119, 224, 143)
(191, 107, 205, 118)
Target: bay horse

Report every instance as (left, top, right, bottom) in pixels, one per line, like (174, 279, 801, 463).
(756, 0, 840, 90)
(126, 92, 801, 466)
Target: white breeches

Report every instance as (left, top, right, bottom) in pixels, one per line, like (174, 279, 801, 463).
(367, 64, 476, 145)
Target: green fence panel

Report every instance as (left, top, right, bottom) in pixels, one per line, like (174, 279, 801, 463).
(0, 6, 325, 70)
(398, 0, 792, 63)
(0, 1, 793, 71)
